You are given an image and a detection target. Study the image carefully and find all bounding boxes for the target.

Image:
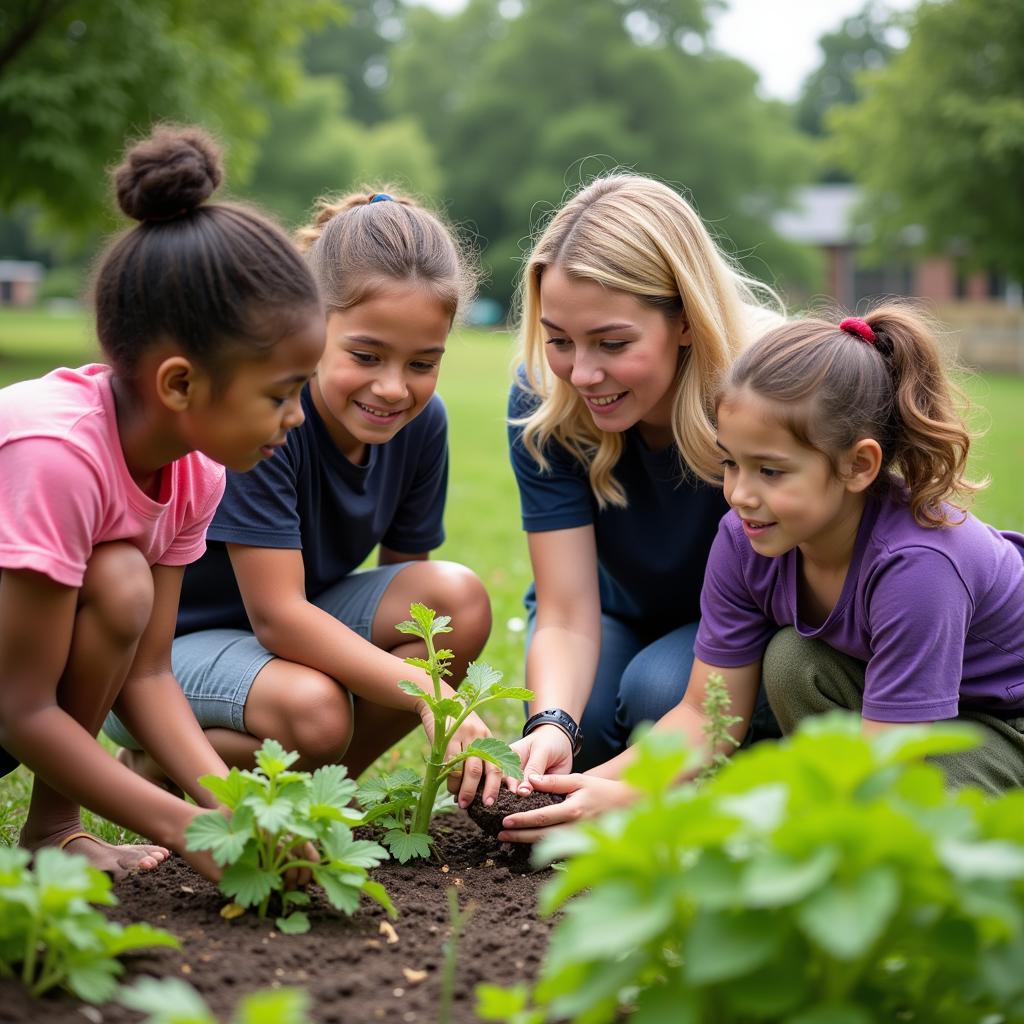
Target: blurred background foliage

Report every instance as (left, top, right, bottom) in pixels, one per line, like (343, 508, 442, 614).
(1, 0, 1021, 310)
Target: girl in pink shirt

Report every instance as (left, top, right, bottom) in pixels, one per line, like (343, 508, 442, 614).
(0, 125, 324, 879)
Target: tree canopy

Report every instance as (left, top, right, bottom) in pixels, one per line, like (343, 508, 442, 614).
(0, 0, 343, 230)
(830, 0, 1024, 279)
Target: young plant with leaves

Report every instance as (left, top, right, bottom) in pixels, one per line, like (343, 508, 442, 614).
(0, 846, 178, 1002)
(185, 739, 394, 933)
(479, 714, 1024, 1023)
(358, 603, 534, 863)
(120, 976, 311, 1024)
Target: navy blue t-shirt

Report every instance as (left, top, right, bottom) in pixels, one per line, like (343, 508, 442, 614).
(177, 385, 448, 635)
(508, 379, 727, 634)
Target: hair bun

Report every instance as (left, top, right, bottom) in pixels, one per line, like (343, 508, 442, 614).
(114, 125, 223, 223)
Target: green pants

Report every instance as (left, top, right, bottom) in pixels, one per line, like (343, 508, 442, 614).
(762, 627, 1024, 794)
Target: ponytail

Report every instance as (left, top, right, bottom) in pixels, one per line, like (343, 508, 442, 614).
(722, 301, 984, 527)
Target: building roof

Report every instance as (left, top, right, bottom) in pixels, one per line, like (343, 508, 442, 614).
(773, 184, 861, 247)
(0, 260, 44, 283)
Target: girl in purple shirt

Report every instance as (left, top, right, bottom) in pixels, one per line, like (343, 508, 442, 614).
(502, 303, 1024, 840)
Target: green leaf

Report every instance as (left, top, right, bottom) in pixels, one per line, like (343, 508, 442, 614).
(741, 848, 838, 907)
(785, 1007, 874, 1024)
(254, 738, 300, 779)
(361, 879, 398, 919)
(796, 867, 900, 960)
(119, 977, 217, 1022)
(547, 882, 674, 965)
(102, 922, 180, 957)
(402, 657, 434, 672)
(476, 983, 542, 1023)
(185, 807, 255, 866)
(631, 978, 701, 1024)
(938, 838, 1024, 881)
(320, 822, 388, 869)
(237, 987, 312, 1024)
(453, 737, 523, 779)
(196, 768, 254, 809)
(622, 728, 698, 795)
(275, 911, 310, 934)
(220, 858, 280, 908)
(248, 794, 299, 834)
(465, 660, 504, 695)
(486, 686, 536, 702)
(384, 829, 433, 863)
(433, 697, 464, 720)
(871, 721, 981, 765)
(308, 763, 355, 807)
(684, 909, 785, 984)
(314, 868, 362, 914)
(397, 678, 432, 702)
(65, 959, 121, 1004)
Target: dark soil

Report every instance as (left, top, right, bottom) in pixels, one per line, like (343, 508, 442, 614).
(0, 810, 555, 1024)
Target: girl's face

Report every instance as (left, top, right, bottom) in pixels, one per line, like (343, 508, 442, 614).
(313, 282, 450, 463)
(184, 310, 325, 472)
(539, 265, 688, 447)
(716, 389, 863, 563)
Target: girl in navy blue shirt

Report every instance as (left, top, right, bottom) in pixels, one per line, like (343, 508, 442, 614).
(107, 192, 498, 807)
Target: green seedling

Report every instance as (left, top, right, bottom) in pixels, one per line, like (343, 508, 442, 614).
(358, 603, 534, 863)
(120, 976, 311, 1024)
(185, 739, 394, 932)
(696, 671, 742, 784)
(0, 846, 178, 1002)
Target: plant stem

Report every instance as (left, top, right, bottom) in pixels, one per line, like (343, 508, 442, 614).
(438, 887, 474, 1024)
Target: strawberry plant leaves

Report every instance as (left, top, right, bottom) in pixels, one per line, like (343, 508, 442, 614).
(65, 959, 122, 1004)
(220, 857, 280, 908)
(254, 739, 299, 778)
(684, 908, 786, 984)
(361, 879, 398, 919)
(197, 768, 253, 809)
(275, 911, 310, 934)
(185, 807, 254, 866)
(238, 986, 312, 1024)
(119, 976, 217, 1022)
(397, 678, 432, 702)
(248, 794, 300, 834)
(314, 869, 362, 914)
(383, 829, 433, 863)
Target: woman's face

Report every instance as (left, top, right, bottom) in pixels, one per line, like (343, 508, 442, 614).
(538, 265, 688, 447)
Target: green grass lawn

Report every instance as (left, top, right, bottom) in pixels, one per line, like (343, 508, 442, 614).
(1, 308, 1022, 843)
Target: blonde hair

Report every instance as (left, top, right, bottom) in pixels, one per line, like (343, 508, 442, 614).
(720, 302, 984, 527)
(296, 188, 477, 323)
(516, 174, 781, 508)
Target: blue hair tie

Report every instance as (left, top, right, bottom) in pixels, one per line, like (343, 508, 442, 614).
(369, 193, 393, 204)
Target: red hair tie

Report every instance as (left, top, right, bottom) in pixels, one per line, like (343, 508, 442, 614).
(839, 317, 876, 345)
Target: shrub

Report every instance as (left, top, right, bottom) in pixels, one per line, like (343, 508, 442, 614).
(479, 713, 1024, 1022)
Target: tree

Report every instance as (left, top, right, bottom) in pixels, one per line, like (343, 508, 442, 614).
(0, 0, 343, 231)
(387, 0, 816, 305)
(243, 75, 443, 229)
(830, 0, 1024, 280)
(796, 1, 900, 139)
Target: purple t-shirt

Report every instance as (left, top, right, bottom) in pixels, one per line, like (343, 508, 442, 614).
(695, 492, 1024, 722)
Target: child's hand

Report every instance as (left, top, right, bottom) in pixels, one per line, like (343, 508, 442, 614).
(448, 710, 502, 809)
(496, 773, 636, 843)
(507, 726, 574, 796)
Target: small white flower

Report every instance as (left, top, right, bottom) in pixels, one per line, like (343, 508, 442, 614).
(506, 616, 526, 633)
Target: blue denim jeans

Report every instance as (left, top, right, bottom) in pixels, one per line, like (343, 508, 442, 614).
(525, 592, 779, 771)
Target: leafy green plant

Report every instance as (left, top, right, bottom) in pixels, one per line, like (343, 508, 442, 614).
(185, 739, 394, 932)
(697, 671, 742, 785)
(120, 976, 310, 1023)
(439, 886, 476, 1024)
(358, 603, 534, 863)
(478, 713, 1024, 1023)
(0, 846, 178, 1002)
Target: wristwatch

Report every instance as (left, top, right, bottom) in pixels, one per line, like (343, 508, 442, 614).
(522, 708, 584, 758)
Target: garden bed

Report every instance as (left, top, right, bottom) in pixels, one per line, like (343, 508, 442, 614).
(0, 811, 554, 1024)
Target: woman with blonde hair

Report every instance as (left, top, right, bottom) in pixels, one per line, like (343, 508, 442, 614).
(506, 173, 781, 789)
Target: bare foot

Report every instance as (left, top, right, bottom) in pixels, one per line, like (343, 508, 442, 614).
(117, 747, 183, 798)
(22, 827, 170, 881)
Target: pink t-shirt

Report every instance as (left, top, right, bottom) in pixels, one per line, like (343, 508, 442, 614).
(0, 364, 225, 588)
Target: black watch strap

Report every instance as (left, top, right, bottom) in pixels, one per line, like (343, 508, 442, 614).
(522, 708, 584, 758)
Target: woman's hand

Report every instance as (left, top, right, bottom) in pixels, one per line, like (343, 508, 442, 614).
(497, 772, 637, 843)
(506, 724, 574, 796)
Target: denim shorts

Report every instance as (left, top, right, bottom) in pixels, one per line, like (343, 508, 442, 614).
(103, 562, 411, 751)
